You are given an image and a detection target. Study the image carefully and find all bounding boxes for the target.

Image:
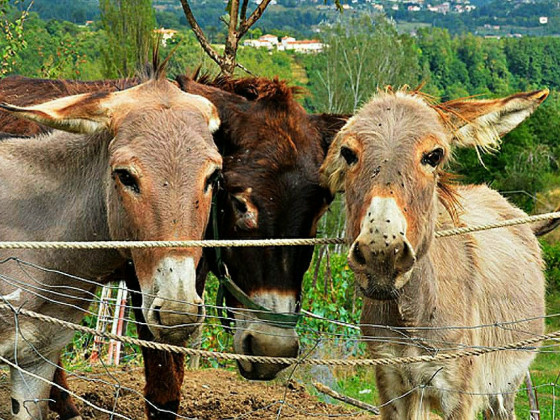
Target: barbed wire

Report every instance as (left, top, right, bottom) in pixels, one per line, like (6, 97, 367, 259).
(3, 256, 560, 354)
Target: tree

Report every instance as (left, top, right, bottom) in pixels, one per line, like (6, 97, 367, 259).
(178, 0, 341, 76)
(99, 0, 155, 78)
(0, 0, 33, 76)
(305, 16, 420, 113)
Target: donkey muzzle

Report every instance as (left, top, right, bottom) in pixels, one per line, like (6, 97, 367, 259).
(145, 256, 204, 343)
(235, 325, 299, 380)
(348, 197, 416, 299)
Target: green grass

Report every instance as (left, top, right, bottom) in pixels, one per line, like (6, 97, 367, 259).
(328, 292, 560, 418)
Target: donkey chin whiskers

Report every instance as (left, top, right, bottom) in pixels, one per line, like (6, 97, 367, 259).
(361, 278, 401, 301)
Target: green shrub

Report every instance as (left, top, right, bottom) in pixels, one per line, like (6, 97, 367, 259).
(542, 239, 560, 292)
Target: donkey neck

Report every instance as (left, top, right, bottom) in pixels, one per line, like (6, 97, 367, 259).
(362, 201, 456, 330)
(0, 131, 123, 278)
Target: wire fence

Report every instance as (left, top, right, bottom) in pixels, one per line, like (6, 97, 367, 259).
(1, 211, 559, 419)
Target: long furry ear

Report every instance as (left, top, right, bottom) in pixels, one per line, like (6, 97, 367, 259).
(440, 89, 549, 151)
(0, 86, 146, 134)
(310, 113, 351, 156)
(0, 81, 220, 135)
(319, 121, 355, 194)
(0, 92, 113, 134)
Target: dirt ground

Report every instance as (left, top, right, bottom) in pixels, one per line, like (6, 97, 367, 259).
(0, 366, 377, 419)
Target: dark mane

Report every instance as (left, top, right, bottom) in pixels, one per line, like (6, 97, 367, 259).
(191, 69, 303, 106)
(139, 41, 175, 82)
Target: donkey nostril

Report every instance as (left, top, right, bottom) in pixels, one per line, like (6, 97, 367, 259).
(242, 334, 254, 356)
(153, 305, 163, 325)
(395, 240, 416, 273)
(352, 243, 367, 266)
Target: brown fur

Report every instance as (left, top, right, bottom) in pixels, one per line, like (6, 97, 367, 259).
(0, 73, 348, 418)
(320, 89, 549, 419)
(0, 77, 221, 419)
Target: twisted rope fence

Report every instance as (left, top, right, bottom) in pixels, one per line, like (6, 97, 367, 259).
(0, 211, 557, 250)
(1, 210, 559, 418)
(0, 303, 557, 367)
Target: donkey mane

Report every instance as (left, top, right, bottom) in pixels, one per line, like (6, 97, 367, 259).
(191, 69, 303, 107)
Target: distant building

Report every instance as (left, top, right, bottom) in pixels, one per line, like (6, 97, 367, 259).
(243, 34, 279, 49)
(427, 2, 449, 13)
(260, 34, 280, 45)
(280, 39, 324, 53)
(372, 4, 384, 11)
(408, 5, 421, 11)
(540, 16, 549, 24)
(244, 34, 323, 53)
(154, 28, 178, 47)
(281, 36, 296, 44)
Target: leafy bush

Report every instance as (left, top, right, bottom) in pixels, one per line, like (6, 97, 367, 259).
(542, 240, 560, 292)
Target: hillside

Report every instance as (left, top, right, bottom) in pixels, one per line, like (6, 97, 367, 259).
(22, 0, 560, 36)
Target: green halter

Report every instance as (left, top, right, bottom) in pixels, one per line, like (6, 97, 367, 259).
(212, 195, 302, 332)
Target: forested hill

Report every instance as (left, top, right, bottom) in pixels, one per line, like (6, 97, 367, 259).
(17, 0, 560, 37)
(26, 0, 99, 23)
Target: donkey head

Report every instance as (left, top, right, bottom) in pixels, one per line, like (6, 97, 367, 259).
(320, 88, 548, 300)
(178, 75, 348, 379)
(1, 79, 222, 343)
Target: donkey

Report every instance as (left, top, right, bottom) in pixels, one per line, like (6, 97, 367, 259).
(0, 74, 347, 419)
(0, 75, 221, 419)
(320, 88, 549, 419)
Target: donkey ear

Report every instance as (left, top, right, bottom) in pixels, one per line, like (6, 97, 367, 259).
(0, 83, 221, 135)
(441, 89, 549, 151)
(177, 90, 221, 134)
(0, 89, 135, 134)
(310, 113, 351, 156)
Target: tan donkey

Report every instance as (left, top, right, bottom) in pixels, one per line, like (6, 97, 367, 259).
(320, 88, 550, 419)
(0, 70, 221, 418)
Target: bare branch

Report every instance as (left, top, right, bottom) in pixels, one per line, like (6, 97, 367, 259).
(313, 382, 380, 415)
(179, 0, 222, 67)
(225, 0, 240, 51)
(228, 0, 240, 37)
(238, 0, 273, 38)
(236, 61, 254, 75)
(240, 0, 249, 23)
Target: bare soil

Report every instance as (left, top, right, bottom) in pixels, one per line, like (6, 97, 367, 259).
(0, 366, 377, 419)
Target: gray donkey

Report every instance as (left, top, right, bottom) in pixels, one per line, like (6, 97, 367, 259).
(321, 88, 550, 419)
(0, 74, 221, 418)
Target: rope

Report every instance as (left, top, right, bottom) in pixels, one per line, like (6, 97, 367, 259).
(434, 211, 560, 238)
(2, 304, 558, 367)
(0, 211, 557, 250)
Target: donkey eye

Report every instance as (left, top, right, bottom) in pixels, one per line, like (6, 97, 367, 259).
(205, 169, 221, 193)
(341, 146, 358, 165)
(421, 148, 444, 168)
(113, 169, 140, 194)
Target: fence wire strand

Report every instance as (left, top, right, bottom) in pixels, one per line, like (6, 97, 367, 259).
(1, 209, 559, 418)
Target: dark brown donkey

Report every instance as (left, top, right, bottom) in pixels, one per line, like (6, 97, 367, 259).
(320, 88, 549, 419)
(0, 74, 347, 419)
(0, 74, 222, 418)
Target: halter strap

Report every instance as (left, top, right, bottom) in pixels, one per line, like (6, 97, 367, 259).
(212, 194, 301, 332)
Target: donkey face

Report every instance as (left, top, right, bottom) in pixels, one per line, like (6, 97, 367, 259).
(320, 89, 548, 300)
(1, 79, 222, 343)
(193, 78, 346, 380)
